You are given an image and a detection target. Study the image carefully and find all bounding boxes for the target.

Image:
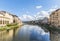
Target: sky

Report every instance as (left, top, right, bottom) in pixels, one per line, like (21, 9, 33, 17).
(0, 0, 60, 21)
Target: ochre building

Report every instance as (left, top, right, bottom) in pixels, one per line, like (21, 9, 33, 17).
(49, 9, 60, 27)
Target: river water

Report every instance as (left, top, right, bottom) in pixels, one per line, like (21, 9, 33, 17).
(0, 24, 50, 41)
(15, 24, 50, 41)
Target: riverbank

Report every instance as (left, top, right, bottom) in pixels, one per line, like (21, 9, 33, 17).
(0, 23, 23, 31)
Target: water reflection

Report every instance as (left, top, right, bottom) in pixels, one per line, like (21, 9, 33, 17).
(0, 25, 50, 41)
(15, 25, 50, 41)
(0, 30, 13, 41)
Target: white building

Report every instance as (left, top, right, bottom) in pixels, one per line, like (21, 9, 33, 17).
(0, 11, 21, 26)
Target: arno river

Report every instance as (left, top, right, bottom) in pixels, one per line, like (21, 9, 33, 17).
(0, 24, 50, 41)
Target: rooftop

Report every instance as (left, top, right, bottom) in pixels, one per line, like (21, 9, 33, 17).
(0, 11, 18, 17)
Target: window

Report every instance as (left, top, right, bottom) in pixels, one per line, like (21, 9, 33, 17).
(0, 21, 2, 24)
(7, 21, 9, 24)
(6, 21, 9, 24)
(4, 21, 9, 24)
(3, 20, 4, 24)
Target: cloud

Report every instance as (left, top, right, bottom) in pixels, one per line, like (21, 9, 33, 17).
(19, 5, 59, 21)
(35, 5, 58, 19)
(41, 11, 49, 17)
(52, 5, 59, 9)
(19, 14, 35, 21)
(48, 5, 59, 13)
(34, 10, 49, 20)
(48, 9, 56, 12)
(19, 10, 49, 21)
(54, 5, 58, 8)
(36, 5, 42, 9)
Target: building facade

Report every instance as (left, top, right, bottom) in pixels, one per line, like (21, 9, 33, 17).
(0, 11, 21, 26)
(12, 15, 22, 25)
(49, 9, 60, 27)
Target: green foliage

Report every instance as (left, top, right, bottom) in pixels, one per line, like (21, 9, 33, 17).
(0, 23, 20, 31)
(41, 24, 60, 33)
(6, 23, 17, 27)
